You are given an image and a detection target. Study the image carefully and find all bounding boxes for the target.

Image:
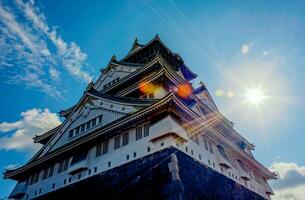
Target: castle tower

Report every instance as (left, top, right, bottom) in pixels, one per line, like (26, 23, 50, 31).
(5, 35, 276, 200)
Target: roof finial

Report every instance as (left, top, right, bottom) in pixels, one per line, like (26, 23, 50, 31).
(134, 37, 138, 44)
(111, 54, 117, 61)
(86, 81, 94, 91)
(199, 81, 205, 87)
(155, 34, 159, 40)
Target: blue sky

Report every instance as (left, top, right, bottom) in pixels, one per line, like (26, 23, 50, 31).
(1, 0, 305, 199)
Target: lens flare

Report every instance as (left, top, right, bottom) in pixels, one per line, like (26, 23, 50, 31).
(177, 83, 192, 99)
(139, 81, 157, 94)
(244, 87, 267, 106)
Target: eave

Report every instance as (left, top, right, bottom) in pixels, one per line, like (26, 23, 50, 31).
(120, 34, 197, 80)
(33, 125, 61, 145)
(59, 106, 75, 118)
(4, 93, 195, 180)
(4, 92, 276, 180)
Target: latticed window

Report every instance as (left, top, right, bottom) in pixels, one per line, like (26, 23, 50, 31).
(102, 140, 108, 154)
(143, 123, 150, 137)
(69, 130, 74, 138)
(71, 152, 87, 165)
(33, 172, 39, 183)
(98, 115, 103, 124)
(194, 135, 199, 145)
(208, 141, 214, 154)
(217, 145, 229, 160)
(48, 165, 54, 177)
(96, 143, 102, 157)
(203, 139, 209, 151)
(86, 121, 91, 130)
(75, 127, 80, 135)
(96, 140, 108, 157)
(136, 126, 142, 140)
(58, 158, 69, 173)
(63, 158, 69, 171)
(42, 168, 48, 180)
(122, 132, 129, 146)
(29, 175, 34, 185)
(81, 124, 85, 133)
(114, 135, 121, 149)
(92, 118, 97, 127)
(228, 155, 237, 168)
(58, 160, 64, 173)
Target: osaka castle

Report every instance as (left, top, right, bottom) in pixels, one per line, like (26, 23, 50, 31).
(4, 35, 276, 200)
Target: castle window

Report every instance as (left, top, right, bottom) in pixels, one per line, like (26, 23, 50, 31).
(85, 121, 91, 130)
(71, 152, 87, 165)
(136, 126, 142, 140)
(58, 160, 64, 173)
(63, 158, 70, 171)
(122, 132, 129, 146)
(75, 127, 80, 135)
(194, 136, 199, 145)
(95, 141, 108, 157)
(114, 135, 121, 149)
(96, 143, 102, 157)
(69, 130, 74, 138)
(208, 141, 214, 154)
(48, 165, 54, 177)
(98, 115, 103, 124)
(29, 175, 34, 185)
(217, 145, 229, 160)
(143, 123, 150, 137)
(33, 172, 39, 183)
(237, 160, 248, 174)
(92, 118, 97, 127)
(228, 155, 237, 169)
(58, 158, 69, 173)
(81, 124, 85, 133)
(203, 139, 209, 151)
(102, 140, 109, 154)
(42, 168, 48, 180)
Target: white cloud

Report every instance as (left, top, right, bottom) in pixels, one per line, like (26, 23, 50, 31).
(241, 44, 250, 54)
(241, 42, 254, 54)
(269, 162, 305, 200)
(0, 108, 61, 152)
(0, 0, 92, 98)
(263, 51, 269, 56)
(49, 68, 60, 81)
(5, 163, 19, 170)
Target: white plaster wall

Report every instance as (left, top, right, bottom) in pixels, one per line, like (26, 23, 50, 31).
(22, 116, 271, 200)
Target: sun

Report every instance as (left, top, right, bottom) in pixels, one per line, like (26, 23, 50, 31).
(244, 87, 268, 106)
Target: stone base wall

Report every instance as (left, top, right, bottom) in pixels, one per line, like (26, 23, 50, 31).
(34, 147, 265, 200)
